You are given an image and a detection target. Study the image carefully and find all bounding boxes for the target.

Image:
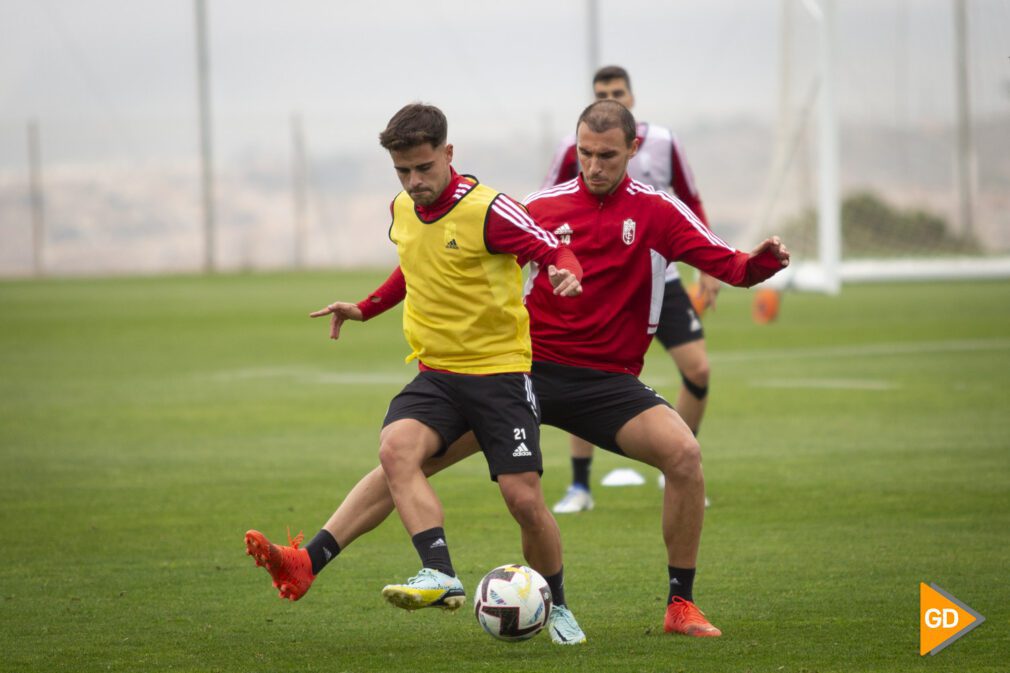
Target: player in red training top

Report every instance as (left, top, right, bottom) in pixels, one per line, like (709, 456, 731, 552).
(245, 101, 789, 639)
(544, 65, 720, 514)
(517, 101, 787, 635)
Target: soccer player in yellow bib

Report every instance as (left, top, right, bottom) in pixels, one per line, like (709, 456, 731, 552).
(244, 103, 588, 644)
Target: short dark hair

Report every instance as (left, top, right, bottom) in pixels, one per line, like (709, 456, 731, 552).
(577, 99, 637, 146)
(379, 103, 447, 151)
(593, 65, 632, 92)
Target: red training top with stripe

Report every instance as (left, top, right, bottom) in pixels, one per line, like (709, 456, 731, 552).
(357, 168, 581, 322)
(523, 175, 783, 377)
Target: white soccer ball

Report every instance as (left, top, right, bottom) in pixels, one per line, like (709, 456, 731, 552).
(473, 564, 552, 641)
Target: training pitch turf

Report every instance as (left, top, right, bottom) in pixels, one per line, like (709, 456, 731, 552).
(1, 272, 1007, 672)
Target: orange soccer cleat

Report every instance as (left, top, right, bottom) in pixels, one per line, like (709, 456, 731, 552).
(663, 596, 722, 637)
(245, 528, 316, 601)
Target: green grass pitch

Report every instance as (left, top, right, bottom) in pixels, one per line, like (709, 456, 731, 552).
(1, 272, 1007, 672)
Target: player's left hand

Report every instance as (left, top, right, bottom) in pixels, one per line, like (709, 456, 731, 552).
(548, 265, 582, 297)
(309, 301, 363, 340)
(696, 273, 722, 312)
(752, 236, 791, 267)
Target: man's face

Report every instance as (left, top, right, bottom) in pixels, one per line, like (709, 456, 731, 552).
(576, 123, 638, 195)
(593, 78, 635, 109)
(389, 142, 453, 207)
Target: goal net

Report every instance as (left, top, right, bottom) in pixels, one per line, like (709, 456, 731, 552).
(748, 0, 1010, 293)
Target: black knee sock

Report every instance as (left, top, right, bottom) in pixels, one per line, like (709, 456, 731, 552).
(411, 527, 455, 577)
(572, 457, 591, 491)
(668, 566, 696, 603)
(305, 529, 341, 575)
(544, 567, 566, 608)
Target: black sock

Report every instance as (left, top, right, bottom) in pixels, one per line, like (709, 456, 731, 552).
(411, 527, 455, 576)
(668, 566, 696, 603)
(305, 529, 341, 575)
(572, 457, 591, 491)
(544, 567, 566, 608)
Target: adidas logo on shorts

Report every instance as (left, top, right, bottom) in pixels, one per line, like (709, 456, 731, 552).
(512, 442, 532, 458)
(688, 309, 702, 332)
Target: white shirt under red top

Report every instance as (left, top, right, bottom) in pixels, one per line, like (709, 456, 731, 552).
(542, 121, 707, 283)
(522, 175, 783, 377)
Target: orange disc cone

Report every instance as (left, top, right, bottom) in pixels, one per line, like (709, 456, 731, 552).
(686, 282, 707, 317)
(752, 288, 781, 324)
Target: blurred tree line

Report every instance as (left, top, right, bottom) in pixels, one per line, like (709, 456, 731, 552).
(782, 191, 980, 258)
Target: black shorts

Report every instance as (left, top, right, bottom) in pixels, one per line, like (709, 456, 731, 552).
(383, 370, 542, 480)
(532, 360, 672, 455)
(654, 279, 704, 349)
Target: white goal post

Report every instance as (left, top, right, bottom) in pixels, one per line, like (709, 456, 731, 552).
(753, 0, 1010, 293)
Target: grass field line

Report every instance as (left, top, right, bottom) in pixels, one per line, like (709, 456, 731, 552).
(750, 378, 896, 390)
(642, 375, 897, 391)
(203, 339, 1010, 388)
(205, 366, 410, 385)
(710, 337, 1010, 364)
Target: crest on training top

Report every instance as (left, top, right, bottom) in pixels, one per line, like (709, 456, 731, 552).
(554, 223, 573, 245)
(622, 218, 636, 245)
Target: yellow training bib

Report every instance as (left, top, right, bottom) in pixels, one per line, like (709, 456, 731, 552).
(390, 181, 531, 374)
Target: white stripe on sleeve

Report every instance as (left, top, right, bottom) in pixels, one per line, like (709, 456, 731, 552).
(492, 196, 559, 247)
(523, 179, 580, 206)
(628, 181, 731, 249)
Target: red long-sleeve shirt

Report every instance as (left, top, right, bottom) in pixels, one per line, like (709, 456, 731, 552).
(523, 175, 784, 376)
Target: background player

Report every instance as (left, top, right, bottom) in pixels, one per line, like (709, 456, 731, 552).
(544, 65, 719, 513)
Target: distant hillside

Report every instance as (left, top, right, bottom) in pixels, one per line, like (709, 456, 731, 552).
(1, 115, 1007, 277)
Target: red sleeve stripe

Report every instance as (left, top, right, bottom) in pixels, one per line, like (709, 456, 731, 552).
(670, 134, 700, 199)
(523, 178, 580, 205)
(541, 135, 577, 189)
(541, 149, 565, 188)
(492, 196, 559, 247)
(628, 181, 732, 250)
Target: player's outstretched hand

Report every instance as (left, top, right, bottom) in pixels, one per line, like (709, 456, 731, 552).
(548, 265, 583, 297)
(752, 236, 791, 267)
(309, 301, 363, 340)
(696, 273, 722, 312)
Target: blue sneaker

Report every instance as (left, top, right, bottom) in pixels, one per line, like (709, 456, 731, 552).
(381, 568, 466, 611)
(547, 604, 587, 644)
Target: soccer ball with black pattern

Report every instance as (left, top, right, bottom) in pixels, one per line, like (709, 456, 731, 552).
(473, 564, 552, 641)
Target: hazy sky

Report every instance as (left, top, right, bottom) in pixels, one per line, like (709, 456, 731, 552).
(1, 0, 1008, 166)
